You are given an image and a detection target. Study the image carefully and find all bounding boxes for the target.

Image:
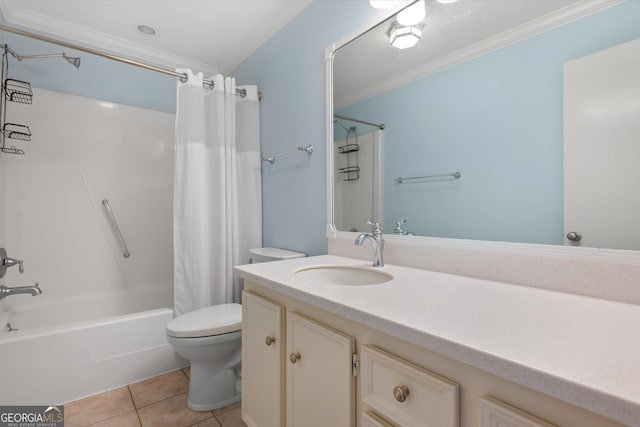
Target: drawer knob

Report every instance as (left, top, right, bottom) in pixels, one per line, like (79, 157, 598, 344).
(393, 385, 410, 402)
(265, 336, 275, 346)
(289, 352, 301, 364)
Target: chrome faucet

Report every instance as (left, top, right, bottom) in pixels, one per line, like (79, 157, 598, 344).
(1, 248, 24, 278)
(355, 220, 384, 267)
(0, 283, 42, 300)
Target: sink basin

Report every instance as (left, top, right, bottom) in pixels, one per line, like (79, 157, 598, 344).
(294, 265, 393, 286)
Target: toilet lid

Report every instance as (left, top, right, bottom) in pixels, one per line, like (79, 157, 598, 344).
(167, 303, 242, 338)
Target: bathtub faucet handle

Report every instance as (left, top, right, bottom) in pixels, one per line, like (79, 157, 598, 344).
(0, 248, 24, 278)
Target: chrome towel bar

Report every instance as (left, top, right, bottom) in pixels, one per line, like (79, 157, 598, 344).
(263, 145, 313, 164)
(395, 171, 461, 184)
(102, 199, 130, 258)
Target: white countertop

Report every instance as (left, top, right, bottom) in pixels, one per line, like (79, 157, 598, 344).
(235, 255, 640, 427)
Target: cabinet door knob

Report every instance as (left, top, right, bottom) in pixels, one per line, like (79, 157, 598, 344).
(265, 336, 275, 346)
(289, 352, 301, 364)
(393, 385, 410, 402)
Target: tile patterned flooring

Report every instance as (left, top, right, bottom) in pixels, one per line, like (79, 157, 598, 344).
(64, 368, 247, 427)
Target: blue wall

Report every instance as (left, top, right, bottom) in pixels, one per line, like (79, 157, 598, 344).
(232, 1, 381, 255)
(336, 1, 640, 245)
(1, 17, 176, 113)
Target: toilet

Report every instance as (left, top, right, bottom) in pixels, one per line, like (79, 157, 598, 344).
(166, 247, 305, 411)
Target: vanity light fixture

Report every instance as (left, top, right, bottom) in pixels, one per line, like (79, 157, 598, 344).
(397, 0, 426, 26)
(389, 24, 422, 49)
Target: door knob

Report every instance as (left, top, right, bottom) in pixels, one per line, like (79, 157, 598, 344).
(289, 352, 301, 364)
(566, 231, 582, 242)
(265, 336, 275, 346)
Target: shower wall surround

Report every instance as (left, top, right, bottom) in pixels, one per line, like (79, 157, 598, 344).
(0, 155, 5, 245)
(0, 87, 174, 313)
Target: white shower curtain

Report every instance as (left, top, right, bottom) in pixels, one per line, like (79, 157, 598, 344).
(174, 70, 262, 316)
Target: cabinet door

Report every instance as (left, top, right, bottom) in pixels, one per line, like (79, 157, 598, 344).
(286, 311, 356, 427)
(242, 291, 285, 427)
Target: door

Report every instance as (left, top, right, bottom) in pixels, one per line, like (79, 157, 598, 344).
(563, 37, 640, 249)
(286, 311, 356, 427)
(242, 292, 285, 427)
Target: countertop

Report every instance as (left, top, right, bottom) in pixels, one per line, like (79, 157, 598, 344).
(235, 255, 640, 426)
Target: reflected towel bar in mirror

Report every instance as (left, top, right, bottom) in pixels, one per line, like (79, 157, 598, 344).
(395, 171, 461, 184)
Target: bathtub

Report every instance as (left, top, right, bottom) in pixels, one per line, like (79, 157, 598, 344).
(0, 285, 186, 405)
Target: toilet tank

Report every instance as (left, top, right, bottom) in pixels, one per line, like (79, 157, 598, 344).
(249, 247, 305, 263)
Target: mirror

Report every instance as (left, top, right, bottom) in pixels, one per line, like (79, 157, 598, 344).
(331, 0, 640, 250)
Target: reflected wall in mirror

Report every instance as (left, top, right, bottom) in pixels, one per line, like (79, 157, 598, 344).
(332, 0, 640, 249)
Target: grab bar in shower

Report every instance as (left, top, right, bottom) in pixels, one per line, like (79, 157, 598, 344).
(101, 199, 130, 258)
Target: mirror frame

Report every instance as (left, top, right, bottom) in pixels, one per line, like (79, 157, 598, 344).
(325, 0, 640, 266)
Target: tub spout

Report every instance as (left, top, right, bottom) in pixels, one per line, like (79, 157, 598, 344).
(0, 283, 42, 300)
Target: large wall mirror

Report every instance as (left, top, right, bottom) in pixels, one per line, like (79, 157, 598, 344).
(330, 0, 640, 251)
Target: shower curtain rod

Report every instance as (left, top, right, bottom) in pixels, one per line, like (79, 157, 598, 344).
(334, 113, 384, 130)
(0, 24, 261, 100)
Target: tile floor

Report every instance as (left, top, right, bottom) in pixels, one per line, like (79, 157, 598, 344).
(64, 368, 247, 427)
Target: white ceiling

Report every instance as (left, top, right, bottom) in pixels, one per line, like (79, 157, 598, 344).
(0, 0, 313, 75)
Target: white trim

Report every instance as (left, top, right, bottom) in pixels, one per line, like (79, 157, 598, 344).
(0, 2, 218, 75)
(335, 0, 627, 109)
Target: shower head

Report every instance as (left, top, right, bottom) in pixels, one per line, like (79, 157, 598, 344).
(63, 52, 81, 69)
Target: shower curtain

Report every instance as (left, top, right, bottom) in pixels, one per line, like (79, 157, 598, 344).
(174, 70, 262, 316)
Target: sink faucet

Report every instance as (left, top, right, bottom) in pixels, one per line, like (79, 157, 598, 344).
(0, 283, 42, 300)
(355, 220, 384, 267)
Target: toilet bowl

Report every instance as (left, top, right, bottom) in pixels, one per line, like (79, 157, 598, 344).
(168, 247, 305, 411)
(166, 304, 242, 411)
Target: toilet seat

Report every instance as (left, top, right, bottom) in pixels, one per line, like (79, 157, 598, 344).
(167, 303, 242, 338)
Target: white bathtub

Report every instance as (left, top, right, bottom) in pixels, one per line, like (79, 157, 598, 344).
(0, 286, 186, 404)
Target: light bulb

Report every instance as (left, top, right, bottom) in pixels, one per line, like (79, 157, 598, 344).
(397, 1, 426, 26)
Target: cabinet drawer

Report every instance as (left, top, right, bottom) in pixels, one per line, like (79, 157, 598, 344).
(361, 345, 459, 427)
(479, 396, 556, 427)
(362, 411, 394, 427)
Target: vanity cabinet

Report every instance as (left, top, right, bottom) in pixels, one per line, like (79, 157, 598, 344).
(242, 291, 356, 427)
(241, 282, 626, 427)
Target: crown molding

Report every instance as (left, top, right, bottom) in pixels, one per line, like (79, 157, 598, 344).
(0, 1, 218, 75)
(335, 0, 627, 109)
